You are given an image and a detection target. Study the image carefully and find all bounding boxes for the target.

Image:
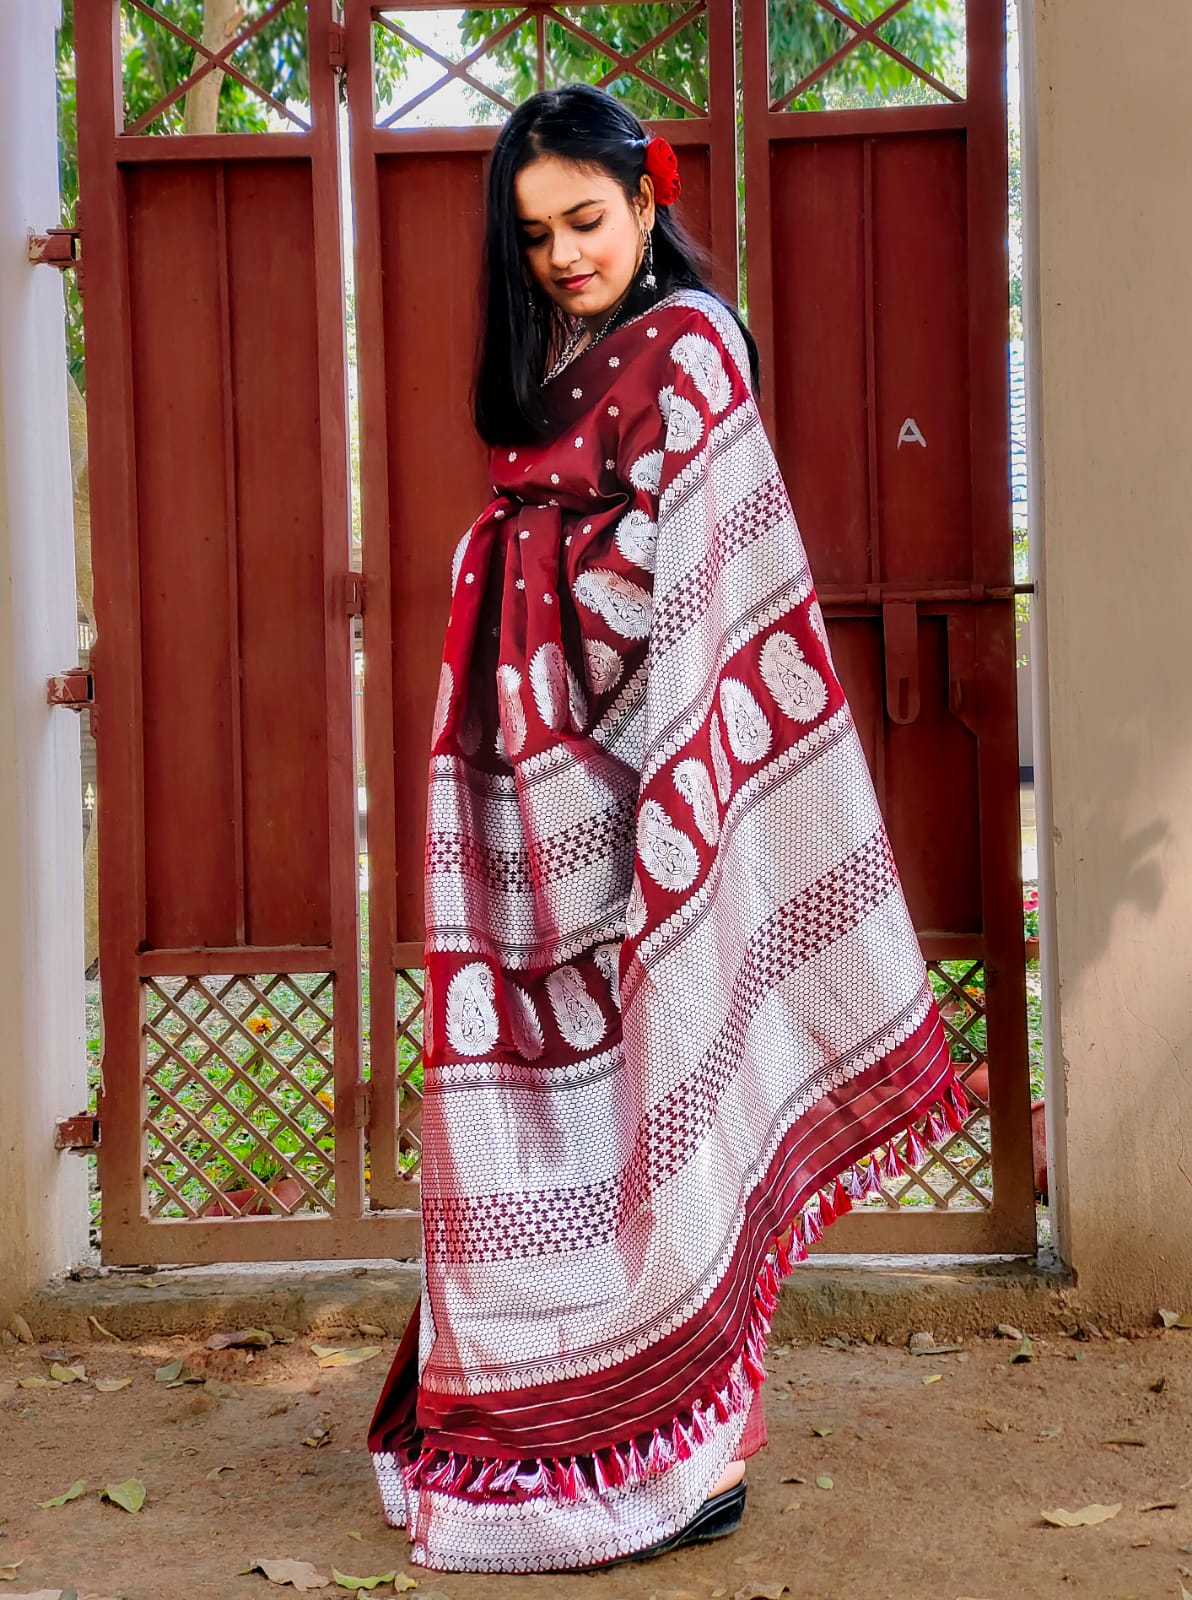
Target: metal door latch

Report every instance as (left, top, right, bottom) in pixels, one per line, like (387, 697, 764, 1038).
(47, 668, 94, 710)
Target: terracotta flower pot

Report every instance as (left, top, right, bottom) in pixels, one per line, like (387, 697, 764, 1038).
(202, 1176, 305, 1217)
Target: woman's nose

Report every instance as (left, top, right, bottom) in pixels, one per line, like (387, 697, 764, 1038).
(551, 234, 581, 270)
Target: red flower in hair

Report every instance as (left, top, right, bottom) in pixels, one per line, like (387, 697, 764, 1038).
(643, 135, 681, 205)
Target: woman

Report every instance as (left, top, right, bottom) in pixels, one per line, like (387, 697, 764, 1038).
(368, 82, 966, 1575)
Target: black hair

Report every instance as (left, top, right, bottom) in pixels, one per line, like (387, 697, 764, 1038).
(472, 82, 761, 447)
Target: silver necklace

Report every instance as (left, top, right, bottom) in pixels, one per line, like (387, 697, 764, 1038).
(542, 299, 629, 386)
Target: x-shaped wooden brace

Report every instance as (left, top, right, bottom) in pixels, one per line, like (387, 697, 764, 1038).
(771, 0, 962, 113)
(376, 0, 707, 129)
(122, 0, 311, 137)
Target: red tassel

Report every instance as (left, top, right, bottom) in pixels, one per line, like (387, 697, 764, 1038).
(516, 1461, 552, 1496)
(904, 1122, 929, 1166)
(556, 1459, 581, 1501)
(817, 1186, 836, 1227)
(646, 1428, 674, 1473)
(832, 1175, 853, 1215)
(607, 1445, 629, 1487)
(949, 1079, 973, 1120)
(743, 1344, 767, 1385)
(591, 1452, 612, 1494)
(803, 1202, 823, 1244)
(775, 1233, 794, 1275)
(490, 1460, 520, 1494)
(860, 1155, 885, 1198)
(469, 1459, 498, 1494)
(790, 1226, 809, 1262)
(673, 1421, 694, 1462)
(690, 1404, 711, 1445)
(881, 1139, 903, 1181)
(626, 1438, 648, 1480)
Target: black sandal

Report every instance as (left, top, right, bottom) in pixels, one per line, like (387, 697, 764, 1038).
(576, 1479, 747, 1571)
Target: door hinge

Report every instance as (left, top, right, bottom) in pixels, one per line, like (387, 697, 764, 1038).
(29, 227, 82, 271)
(56, 1113, 101, 1152)
(47, 667, 95, 709)
(334, 572, 366, 616)
(328, 20, 346, 70)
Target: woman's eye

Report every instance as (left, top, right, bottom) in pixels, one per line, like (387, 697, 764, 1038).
(522, 219, 602, 246)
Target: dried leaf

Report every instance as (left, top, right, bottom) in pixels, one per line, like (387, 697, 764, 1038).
(154, 1359, 183, 1383)
(0, 1591, 66, 1599)
(316, 1346, 382, 1369)
(647, 1591, 698, 1600)
(923, 1373, 944, 1385)
(734, 1585, 789, 1600)
(94, 1377, 133, 1394)
(17, 1377, 55, 1389)
(1157, 1307, 1188, 1329)
(995, 1322, 1024, 1340)
(207, 1328, 273, 1351)
(907, 1330, 936, 1353)
(0, 1562, 24, 1581)
(1011, 1334, 1035, 1363)
(809, 1424, 834, 1438)
(100, 1478, 146, 1513)
(1138, 1499, 1177, 1512)
(356, 1324, 385, 1338)
(9, 1315, 33, 1345)
(49, 1364, 85, 1384)
(239, 1560, 330, 1591)
(815, 1475, 833, 1490)
(346, 1532, 362, 1542)
(87, 1315, 121, 1342)
(392, 1580, 417, 1595)
(779, 1474, 806, 1484)
(1040, 1502, 1122, 1527)
(38, 1479, 87, 1508)
(331, 1572, 397, 1592)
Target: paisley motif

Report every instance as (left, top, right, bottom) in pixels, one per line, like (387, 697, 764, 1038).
(529, 642, 568, 731)
(450, 527, 472, 594)
(759, 630, 829, 724)
(574, 569, 653, 640)
(445, 962, 500, 1056)
(637, 797, 700, 892)
(670, 331, 733, 413)
(629, 448, 664, 493)
(592, 942, 622, 1011)
(566, 661, 588, 732)
(431, 662, 453, 746)
(544, 966, 606, 1051)
(807, 597, 836, 667)
(663, 390, 704, 453)
(613, 508, 658, 574)
(672, 757, 720, 846)
(583, 637, 624, 694)
(458, 703, 482, 757)
(496, 664, 527, 756)
(506, 982, 545, 1061)
(709, 711, 732, 803)
(624, 873, 648, 938)
(719, 677, 773, 763)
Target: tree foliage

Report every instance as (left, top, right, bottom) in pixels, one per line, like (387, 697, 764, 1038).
(455, 1, 963, 121)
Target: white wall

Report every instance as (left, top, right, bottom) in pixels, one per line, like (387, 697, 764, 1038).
(1021, 0, 1192, 1316)
(0, 0, 88, 1314)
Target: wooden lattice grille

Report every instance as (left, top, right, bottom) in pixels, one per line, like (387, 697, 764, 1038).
(382, 960, 993, 1211)
(142, 973, 336, 1219)
(768, 0, 967, 112)
(373, 2, 711, 127)
(395, 968, 426, 1171)
(119, 0, 312, 136)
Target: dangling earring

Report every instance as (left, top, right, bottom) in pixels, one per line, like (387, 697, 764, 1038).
(641, 226, 657, 290)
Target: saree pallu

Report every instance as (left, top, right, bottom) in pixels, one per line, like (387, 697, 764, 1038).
(369, 287, 966, 1573)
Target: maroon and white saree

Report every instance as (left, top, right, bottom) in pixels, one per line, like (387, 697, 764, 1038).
(369, 287, 966, 1572)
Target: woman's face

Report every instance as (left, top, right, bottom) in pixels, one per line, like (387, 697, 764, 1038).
(514, 154, 654, 321)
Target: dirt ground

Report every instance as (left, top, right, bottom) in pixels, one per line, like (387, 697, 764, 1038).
(3, 1322, 1192, 1600)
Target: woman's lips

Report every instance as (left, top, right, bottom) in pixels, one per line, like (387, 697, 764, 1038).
(558, 273, 594, 290)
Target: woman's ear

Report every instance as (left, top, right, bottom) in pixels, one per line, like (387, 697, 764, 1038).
(636, 175, 657, 232)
